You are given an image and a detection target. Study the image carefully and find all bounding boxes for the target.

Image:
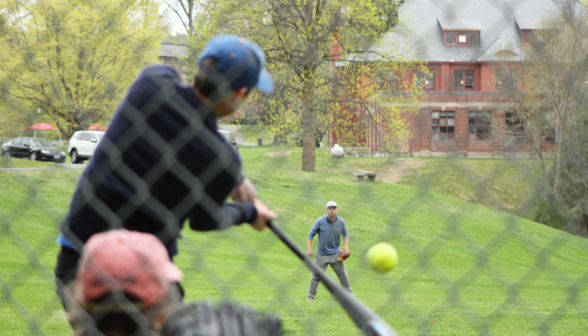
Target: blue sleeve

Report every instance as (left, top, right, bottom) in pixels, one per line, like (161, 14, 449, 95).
(56, 233, 82, 251)
(307, 219, 321, 240)
(342, 219, 349, 238)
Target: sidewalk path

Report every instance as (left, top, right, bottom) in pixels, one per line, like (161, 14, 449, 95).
(218, 125, 257, 146)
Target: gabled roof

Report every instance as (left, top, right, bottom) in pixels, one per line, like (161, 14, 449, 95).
(363, 0, 565, 63)
(438, 17, 483, 31)
(515, 17, 544, 30)
(476, 36, 520, 62)
(159, 43, 188, 58)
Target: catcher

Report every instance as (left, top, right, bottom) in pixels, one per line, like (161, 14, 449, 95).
(67, 229, 281, 336)
(306, 201, 351, 301)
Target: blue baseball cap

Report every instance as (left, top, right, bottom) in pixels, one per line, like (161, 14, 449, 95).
(198, 35, 274, 93)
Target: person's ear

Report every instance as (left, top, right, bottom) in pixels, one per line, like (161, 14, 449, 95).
(234, 87, 249, 99)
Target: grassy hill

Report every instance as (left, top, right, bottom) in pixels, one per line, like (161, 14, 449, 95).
(1, 146, 587, 335)
(396, 157, 541, 216)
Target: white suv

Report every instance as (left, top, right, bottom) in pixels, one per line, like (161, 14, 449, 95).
(68, 131, 105, 164)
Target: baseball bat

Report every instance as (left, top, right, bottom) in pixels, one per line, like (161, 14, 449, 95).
(266, 221, 398, 336)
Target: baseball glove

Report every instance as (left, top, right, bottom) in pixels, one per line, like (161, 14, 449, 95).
(338, 249, 350, 261)
(161, 301, 281, 336)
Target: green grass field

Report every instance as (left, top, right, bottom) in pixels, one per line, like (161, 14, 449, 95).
(397, 157, 541, 215)
(1, 145, 588, 335)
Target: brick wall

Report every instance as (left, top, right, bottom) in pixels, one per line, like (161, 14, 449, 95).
(329, 61, 554, 157)
(358, 91, 554, 157)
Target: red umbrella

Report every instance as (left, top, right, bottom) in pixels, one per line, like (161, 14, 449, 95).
(21, 123, 57, 131)
(88, 123, 107, 131)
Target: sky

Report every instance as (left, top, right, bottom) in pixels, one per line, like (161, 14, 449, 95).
(160, 1, 188, 36)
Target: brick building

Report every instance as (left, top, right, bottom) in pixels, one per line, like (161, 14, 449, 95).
(335, 0, 562, 157)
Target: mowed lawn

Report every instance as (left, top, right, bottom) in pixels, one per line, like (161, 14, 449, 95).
(1, 146, 588, 335)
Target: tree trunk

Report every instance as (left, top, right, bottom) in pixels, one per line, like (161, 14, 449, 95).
(581, 212, 588, 235)
(301, 76, 316, 172)
(553, 114, 564, 198)
(188, 0, 194, 36)
(579, 203, 588, 235)
(301, 120, 316, 172)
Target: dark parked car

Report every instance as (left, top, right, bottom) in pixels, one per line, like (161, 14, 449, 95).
(1, 137, 66, 163)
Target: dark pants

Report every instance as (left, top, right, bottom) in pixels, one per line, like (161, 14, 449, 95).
(307, 252, 352, 299)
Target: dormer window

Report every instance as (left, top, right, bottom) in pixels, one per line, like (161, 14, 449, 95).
(516, 18, 543, 46)
(469, 32, 479, 45)
(438, 17, 483, 47)
(444, 31, 480, 46)
(522, 30, 535, 45)
(446, 32, 456, 45)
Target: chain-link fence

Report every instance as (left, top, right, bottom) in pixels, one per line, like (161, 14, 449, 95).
(2, 0, 588, 335)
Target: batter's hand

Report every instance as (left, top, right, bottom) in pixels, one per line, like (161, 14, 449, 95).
(231, 178, 257, 202)
(306, 249, 314, 257)
(250, 199, 276, 231)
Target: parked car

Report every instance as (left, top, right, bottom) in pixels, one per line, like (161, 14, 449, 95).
(68, 131, 105, 164)
(1, 137, 66, 163)
(218, 129, 239, 150)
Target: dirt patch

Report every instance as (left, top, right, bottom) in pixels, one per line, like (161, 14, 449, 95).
(376, 158, 428, 183)
(264, 150, 295, 157)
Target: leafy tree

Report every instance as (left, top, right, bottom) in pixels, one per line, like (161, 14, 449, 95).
(0, 0, 168, 138)
(188, 0, 420, 171)
(163, 0, 221, 39)
(0, 90, 27, 141)
(163, 0, 228, 80)
(497, 0, 588, 233)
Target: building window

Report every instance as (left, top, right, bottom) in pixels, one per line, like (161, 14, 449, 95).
(469, 32, 479, 45)
(376, 71, 396, 91)
(495, 69, 516, 91)
(454, 70, 475, 90)
(468, 111, 492, 140)
(522, 30, 535, 45)
(415, 70, 435, 90)
(505, 111, 526, 141)
(432, 111, 455, 140)
(445, 31, 480, 46)
(446, 32, 456, 45)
